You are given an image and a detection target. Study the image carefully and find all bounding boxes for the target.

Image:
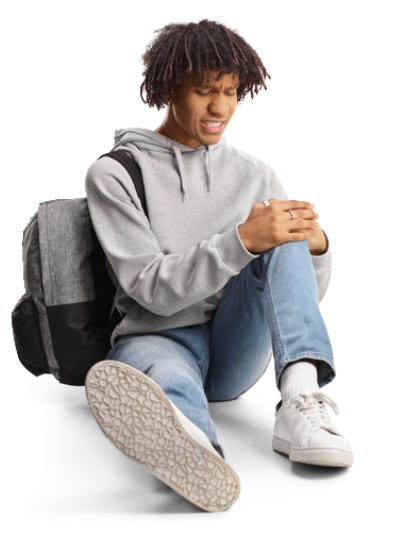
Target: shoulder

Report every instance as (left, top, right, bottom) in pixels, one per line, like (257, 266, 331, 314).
(85, 154, 137, 203)
(222, 141, 288, 199)
(222, 141, 275, 178)
(86, 154, 131, 181)
(85, 153, 137, 189)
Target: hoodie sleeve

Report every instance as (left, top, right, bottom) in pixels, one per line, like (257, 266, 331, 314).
(267, 164, 332, 302)
(85, 157, 259, 317)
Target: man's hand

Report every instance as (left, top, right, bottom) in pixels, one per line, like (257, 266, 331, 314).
(238, 199, 323, 254)
(283, 203, 327, 254)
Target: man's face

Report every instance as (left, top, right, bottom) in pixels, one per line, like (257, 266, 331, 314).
(158, 69, 240, 148)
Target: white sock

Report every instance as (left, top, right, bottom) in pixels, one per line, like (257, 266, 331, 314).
(280, 360, 319, 401)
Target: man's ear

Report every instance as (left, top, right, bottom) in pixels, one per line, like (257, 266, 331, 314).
(162, 86, 174, 103)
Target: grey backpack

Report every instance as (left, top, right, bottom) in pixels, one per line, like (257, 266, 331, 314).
(11, 150, 148, 386)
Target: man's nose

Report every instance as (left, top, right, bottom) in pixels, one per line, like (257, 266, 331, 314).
(208, 95, 230, 116)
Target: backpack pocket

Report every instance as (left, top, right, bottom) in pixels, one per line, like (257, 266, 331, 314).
(11, 293, 50, 376)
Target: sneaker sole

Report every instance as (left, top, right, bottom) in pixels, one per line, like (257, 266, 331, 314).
(273, 436, 353, 467)
(85, 360, 241, 512)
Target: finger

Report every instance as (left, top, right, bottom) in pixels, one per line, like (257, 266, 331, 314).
(288, 208, 319, 219)
(287, 219, 317, 231)
(288, 231, 312, 241)
(269, 199, 314, 210)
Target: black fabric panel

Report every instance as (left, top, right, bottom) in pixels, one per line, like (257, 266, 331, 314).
(11, 294, 50, 377)
(47, 299, 121, 386)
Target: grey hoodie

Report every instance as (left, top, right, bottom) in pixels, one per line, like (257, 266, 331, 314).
(85, 127, 332, 348)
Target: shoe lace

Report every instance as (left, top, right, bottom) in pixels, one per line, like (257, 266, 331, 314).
(292, 391, 339, 432)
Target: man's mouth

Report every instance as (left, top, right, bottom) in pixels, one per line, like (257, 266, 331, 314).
(200, 120, 225, 133)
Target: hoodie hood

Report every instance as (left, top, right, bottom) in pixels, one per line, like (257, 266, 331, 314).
(112, 127, 226, 202)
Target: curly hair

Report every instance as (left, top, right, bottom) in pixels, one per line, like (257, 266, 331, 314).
(139, 19, 271, 110)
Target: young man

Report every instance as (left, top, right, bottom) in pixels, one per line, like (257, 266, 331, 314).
(84, 19, 353, 512)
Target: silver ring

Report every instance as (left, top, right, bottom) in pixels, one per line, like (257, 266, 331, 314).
(263, 199, 270, 207)
(289, 209, 295, 219)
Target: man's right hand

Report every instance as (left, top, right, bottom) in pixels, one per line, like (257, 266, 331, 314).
(238, 199, 319, 254)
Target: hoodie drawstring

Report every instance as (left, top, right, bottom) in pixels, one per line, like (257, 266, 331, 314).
(173, 144, 213, 202)
(205, 145, 212, 193)
(113, 128, 222, 203)
(173, 146, 189, 201)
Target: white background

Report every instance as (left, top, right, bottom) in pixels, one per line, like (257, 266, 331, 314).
(1, 0, 419, 535)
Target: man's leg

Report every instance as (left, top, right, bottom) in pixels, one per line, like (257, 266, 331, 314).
(85, 328, 241, 512)
(206, 239, 335, 402)
(206, 239, 353, 467)
(106, 327, 223, 455)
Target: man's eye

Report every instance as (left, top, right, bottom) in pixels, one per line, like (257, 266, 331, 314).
(195, 90, 236, 96)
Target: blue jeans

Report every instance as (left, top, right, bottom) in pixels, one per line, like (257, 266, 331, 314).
(105, 240, 335, 457)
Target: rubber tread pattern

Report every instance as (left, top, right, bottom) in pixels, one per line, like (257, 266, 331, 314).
(85, 360, 241, 512)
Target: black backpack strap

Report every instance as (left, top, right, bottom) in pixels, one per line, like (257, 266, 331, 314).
(97, 150, 149, 219)
(96, 149, 150, 327)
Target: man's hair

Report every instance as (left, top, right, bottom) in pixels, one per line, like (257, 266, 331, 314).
(139, 19, 271, 110)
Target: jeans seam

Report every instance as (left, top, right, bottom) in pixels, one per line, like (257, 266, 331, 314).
(264, 269, 289, 365)
(289, 352, 332, 359)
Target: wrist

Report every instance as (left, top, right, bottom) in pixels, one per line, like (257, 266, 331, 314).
(238, 226, 256, 254)
(310, 229, 328, 255)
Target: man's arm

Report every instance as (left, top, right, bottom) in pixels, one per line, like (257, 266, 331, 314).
(85, 157, 259, 317)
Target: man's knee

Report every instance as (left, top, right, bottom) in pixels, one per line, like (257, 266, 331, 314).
(149, 360, 202, 392)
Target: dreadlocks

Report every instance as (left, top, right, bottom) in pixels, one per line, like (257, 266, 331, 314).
(140, 19, 271, 110)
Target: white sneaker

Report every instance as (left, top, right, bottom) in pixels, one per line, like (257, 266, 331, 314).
(85, 360, 240, 512)
(272, 391, 354, 467)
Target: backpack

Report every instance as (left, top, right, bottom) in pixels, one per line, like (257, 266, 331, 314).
(11, 149, 149, 386)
